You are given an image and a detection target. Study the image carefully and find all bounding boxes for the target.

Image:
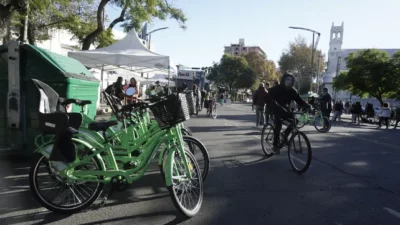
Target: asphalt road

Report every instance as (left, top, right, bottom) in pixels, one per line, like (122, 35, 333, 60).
(1, 103, 400, 225)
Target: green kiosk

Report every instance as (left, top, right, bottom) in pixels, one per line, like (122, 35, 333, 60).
(0, 41, 99, 156)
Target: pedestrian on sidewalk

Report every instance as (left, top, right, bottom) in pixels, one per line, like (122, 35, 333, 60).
(252, 83, 267, 127)
(264, 82, 272, 124)
(345, 101, 350, 114)
(394, 106, 400, 129)
(318, 88, 332, 128)
(378, 102, 391, 129)
(352, 102, 362, 125)
(332, 100, 344, 122)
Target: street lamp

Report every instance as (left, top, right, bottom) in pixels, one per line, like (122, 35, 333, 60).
(289, 26, 321, 93)
(146, 27, 169, 50)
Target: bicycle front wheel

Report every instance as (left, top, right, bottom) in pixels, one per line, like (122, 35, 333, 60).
(181, 125, 193, 136)
(261, 123, 275, 157)
(167, 149, 203, 217)
(313, 116, 331, 132)
(288, 131, 312, 174)
(211, 105, 217, 119)
(183, 136, 210, 181)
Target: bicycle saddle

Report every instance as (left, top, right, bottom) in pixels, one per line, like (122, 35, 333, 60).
(76, 100, 92, 106)
(88, 121, 118, 131)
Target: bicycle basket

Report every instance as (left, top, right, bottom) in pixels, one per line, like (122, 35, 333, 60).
(149, 93, 190, 129)
(184, 91, 196, 115)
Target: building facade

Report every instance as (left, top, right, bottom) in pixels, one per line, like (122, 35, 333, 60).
(322, 22, 400, 105)
(224, 38, 266, 58)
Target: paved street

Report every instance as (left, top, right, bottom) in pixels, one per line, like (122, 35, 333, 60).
(1, 103, 400, 225)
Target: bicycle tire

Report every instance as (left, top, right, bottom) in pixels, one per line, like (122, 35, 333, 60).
(167, 149, 203, 217)
(29, 153, 104, 213)
(261, 123, 274, 157)
(288, 131, 312, 174)
(314, 116, 331, 133)
(296, 114, 307, 129)
(182, 136, 210, 181)
(181, 125, 193, 136)
(211, 105, 217, 119)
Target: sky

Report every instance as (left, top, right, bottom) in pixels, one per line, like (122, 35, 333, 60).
(106, 0, 400, 68)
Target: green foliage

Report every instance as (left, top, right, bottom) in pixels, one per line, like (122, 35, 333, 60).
(333, 49, 400, 105)
(242, 51, 278, 83)
(238, 67, 257, 89)
(1, 0, 104, 45)
(207, 54, 258, 94)
(121, 0, 187, 32)
(278, 35, 325, 94)
(2, 0, 187, 48)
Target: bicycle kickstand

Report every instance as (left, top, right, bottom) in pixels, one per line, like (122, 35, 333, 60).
(99, 186, 116, 207)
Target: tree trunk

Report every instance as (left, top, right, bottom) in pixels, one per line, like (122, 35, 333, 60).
(376, 95, 383, 107)
(27, 23, 35, 45)
(81, 0, 110, 50)
(0, 4, 12, 31)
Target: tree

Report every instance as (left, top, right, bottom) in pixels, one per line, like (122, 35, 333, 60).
(0, 0, 23, 35)
(333, 49, 400, 106)
(81, 0, 187, 50)
(207, 54, 256, 94)
(265, 59, 278, 81)
(242, 52, 278, 82)
(238, 67, 257, 89)
(278, 35, 325, 94)
(1, 0, 103, 45)
(243, 52, 265, 77)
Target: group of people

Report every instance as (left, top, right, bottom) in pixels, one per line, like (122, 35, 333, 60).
(327, 98, 400, 129)
(105, 76, 166, 104)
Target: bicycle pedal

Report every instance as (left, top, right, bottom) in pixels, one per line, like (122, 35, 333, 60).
(99, 197, 108, 207)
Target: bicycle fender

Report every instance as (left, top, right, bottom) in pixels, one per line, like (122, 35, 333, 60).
(164, 148, 176, 187)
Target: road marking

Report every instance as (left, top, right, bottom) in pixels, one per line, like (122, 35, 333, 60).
(337, 132, 400, 150)
(383, 207, 400, 219)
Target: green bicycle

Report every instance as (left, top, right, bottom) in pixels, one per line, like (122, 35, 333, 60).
(102, 91, 209, 181)
(29, 80, 204, 217)
(295, 108, 331, 133)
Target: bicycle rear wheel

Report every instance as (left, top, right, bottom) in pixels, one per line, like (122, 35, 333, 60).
(167, 149, 203, 217)
(313, 116, 331, 132)
(288, 131, 312, 174)
(29, 152, 104, 213)
(183, 136, 210, 181)
(261, 123, 274, 157)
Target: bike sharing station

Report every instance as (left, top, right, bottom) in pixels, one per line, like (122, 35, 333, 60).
(1, 27, 176, 155)
(0, 42, 99, 155)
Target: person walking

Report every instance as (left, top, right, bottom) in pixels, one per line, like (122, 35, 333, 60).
(264, 82, 272, 124)
(394, 106, 400, 129)
(319, 88, 332, 127)
(378, 103, 392, 129)
(252, 83, 268, 127)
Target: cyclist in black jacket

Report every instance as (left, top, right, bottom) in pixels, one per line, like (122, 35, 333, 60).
(264, 72, 310, 154)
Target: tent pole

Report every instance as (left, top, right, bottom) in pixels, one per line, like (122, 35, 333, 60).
(167, 60, 171, 95)
(100, 65, 104, 104)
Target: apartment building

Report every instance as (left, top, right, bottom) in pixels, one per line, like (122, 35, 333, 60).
(224, 38, 266, 58)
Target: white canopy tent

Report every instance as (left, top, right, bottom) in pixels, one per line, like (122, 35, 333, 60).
(68, 29, 174, 99)
(68, 29, 170, 71)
